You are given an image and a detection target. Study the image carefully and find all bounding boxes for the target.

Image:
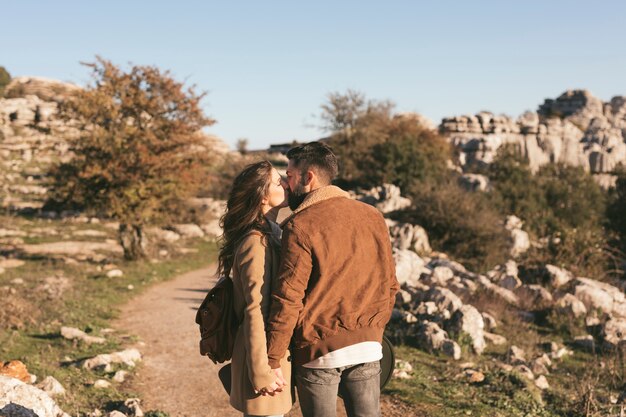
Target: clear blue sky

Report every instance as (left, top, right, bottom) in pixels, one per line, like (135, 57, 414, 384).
(3, 1, 626, 150)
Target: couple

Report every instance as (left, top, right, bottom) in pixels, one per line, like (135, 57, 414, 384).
(217, 142, 399, 417)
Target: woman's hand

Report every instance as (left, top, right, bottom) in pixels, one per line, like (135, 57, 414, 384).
(257, 367, 287, 396)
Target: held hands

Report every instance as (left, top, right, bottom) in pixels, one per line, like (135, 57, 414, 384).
(256, 367, 287, 396)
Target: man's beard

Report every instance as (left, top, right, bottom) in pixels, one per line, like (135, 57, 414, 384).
(288, 183, 308, 211)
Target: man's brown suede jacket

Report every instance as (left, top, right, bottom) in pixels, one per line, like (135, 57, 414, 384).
(266, 185, 399, 368)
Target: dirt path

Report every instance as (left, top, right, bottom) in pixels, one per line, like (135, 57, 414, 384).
(115, 265, 401, 417)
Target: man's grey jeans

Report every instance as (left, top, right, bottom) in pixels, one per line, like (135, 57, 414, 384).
(295, 361, 381, 417)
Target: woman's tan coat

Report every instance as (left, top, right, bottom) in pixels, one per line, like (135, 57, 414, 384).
(229, 225, 292, 415)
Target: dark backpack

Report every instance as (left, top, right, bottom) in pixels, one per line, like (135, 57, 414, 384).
(195, 276, 240, 364)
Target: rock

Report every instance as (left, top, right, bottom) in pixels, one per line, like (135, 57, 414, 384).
(602, 318, 626, 348)
(121, 398, 144, 417)
(393, 248, 428, 287)
(545, 264, 573, 288)
(61, 327, 106, 344)
(93, 379, 111, 389)
(112, 370, 128, 383)
(509, 229, 530, 258)
(573, 277, 625, 317)
(429, 266, 455, 286)
(200, 219, 222, 238)
(4, 76, 80, 102)
(146, 227, 181, 243)
(0, 375, 70, 417)
(416, 321, 449, 352)
(386, 219, 432, 255)
(555, 293, 587, 318)
(500, 274, 522, 290)
(441, 90, 626, 177)
(10, 278, 25, 285)
(458, 174, 491, 192)
(82, 349, 142, 370)
(356, 184, 411, 213)
(449, 305, 486, 354)
(507, 346, 527, 365)
(531, 354, 552, 375)
(441, 339, 462, 360)
(481, 312, 497, 330)
(476, 275, 520, 306)
(0, 360, 31, 383)
(392, 360, 413, 379)
(535, 375, 550, 390)
(171, 224, 205, 239)
(483, 331, 507, 345)
(516, 284, 554, 310)
(514, 364, 535, 380)
(108, 412, 126, 417)
(106, 269, 124, 278)
(425, 287, 464, 314)
(36, 376, 66, 397)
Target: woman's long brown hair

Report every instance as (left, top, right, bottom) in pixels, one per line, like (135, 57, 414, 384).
(217, 160, 274, 277)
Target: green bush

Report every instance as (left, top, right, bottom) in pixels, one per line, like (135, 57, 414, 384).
(487, 146, 613, 278)
(397, 181, 511, 271)
(607, 165, 626, 253)
(0, 66, 11, 97)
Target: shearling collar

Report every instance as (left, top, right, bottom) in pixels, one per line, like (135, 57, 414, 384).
(280, 185, 349, 226)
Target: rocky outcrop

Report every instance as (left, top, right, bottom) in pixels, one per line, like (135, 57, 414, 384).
(3, 76, 80, 103)
(440, 90, 626, 178)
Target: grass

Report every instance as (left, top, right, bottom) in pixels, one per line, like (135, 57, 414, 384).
(0, 223, 218, 415)
(384, 345, 564, 417)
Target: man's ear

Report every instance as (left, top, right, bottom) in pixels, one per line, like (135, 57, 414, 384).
(304, 170, 315, 187)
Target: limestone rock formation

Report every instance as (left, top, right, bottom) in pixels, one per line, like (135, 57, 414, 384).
(440, 90, 626, 180)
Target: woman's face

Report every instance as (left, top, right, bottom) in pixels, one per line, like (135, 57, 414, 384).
(264, 168, 288, 209)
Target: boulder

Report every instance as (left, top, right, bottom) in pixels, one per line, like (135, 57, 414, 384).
(602, 318, 626, 348)
(393, 248, 428, 287)
(425, 287, 464, 314)
(441, 339, 462, 360)
(386, 220, 432, 255)
(36, 376, 66, 397)
(555, 293, 587, 318)
(449, 305, 486, 354)
(356, 184, 411, 213)
(416, 321, 449, 352)
(61, 327, 106, 344)
(535, 375, 550, 390)
(0, 375, 70, 417)
(106, 269, 124, 278)
(545, 264, 573, 288)
(82, 349, 142, 370)
(507, 346, 526, 365)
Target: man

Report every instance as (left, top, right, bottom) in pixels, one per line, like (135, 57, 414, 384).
(265, 142, 399, 417)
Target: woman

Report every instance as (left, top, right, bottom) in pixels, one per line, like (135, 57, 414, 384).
(217, 160, 293, 417)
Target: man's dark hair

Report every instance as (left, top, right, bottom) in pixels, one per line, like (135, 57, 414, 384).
(287, 141, 338, 185)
